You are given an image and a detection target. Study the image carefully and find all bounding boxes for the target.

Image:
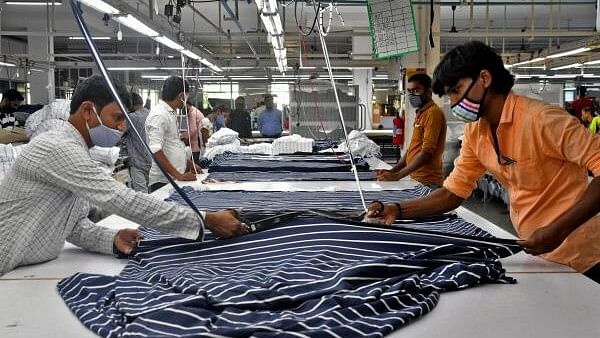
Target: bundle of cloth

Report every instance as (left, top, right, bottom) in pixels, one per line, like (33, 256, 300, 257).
(324, 130, 381, 159)
(203, 128, 242, 160)
(0, 143, 23, 181)
(272, 134, 314, 155)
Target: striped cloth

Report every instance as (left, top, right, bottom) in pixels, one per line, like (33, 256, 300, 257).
(57, 215, 520, 338)
(205, 170, 377, 182)
(164, 186, 492, 238)
(208, 153, 369, 173)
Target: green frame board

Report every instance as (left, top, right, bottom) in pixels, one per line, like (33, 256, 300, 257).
(367, 0, 420, 60)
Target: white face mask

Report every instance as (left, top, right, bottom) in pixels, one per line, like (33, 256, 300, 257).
(450, 78, 488, 123)
(86, 106, 124, 147)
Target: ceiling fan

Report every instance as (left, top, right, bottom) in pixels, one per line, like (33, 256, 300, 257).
(449, 5, 458, 33)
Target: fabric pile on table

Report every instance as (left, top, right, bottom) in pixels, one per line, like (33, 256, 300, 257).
(58, 210, 520, 338)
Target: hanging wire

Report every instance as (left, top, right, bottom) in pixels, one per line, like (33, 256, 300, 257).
(318, 30, 368, 213)
(295, 0, 321, 36)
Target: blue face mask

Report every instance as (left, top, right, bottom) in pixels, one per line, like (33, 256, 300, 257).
(451, 78, 488, 123)
(86, 106, 124, 148)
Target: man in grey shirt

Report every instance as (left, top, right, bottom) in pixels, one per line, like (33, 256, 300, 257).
(0, 75, 247, 275)
(124, 92, 152, 192)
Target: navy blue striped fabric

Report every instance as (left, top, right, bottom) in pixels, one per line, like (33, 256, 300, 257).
(164, 186, 490, 237)
(205, 171, 377, 182)
(208, 153, 369, 173)
(57, 216, 520, 338)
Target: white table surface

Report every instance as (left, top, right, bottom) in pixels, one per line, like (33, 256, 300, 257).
(1, 273, 598, 338)
(1, 178, 595, 338)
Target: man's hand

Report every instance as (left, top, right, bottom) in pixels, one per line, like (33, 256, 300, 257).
(364, 201, 399, 225)
(113, 229, 143, 256)
(204, 210, 250, 239)
(518, 225, 568, 256)
(188, 162, 203, 174)
(378, 170, 402, 181)
(176, 171, 197, 181)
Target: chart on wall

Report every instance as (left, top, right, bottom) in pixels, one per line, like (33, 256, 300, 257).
(367, 0, 419, 59)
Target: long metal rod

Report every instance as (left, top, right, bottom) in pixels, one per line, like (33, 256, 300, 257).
(71, 0, 205, 236)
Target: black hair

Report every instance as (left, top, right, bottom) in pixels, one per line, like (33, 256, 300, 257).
(70, 74, 130, 115)
(161, 76, 189, 101)
(407, 73, 432, 90)
(264, 94, 273, 100)
(130, 92, 143, 109)
(432, 41, 514, 97)
(2, 89, 24, 102)
(577, 86, 587, 97)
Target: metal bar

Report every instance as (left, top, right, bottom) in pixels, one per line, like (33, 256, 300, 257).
(220, 0, 259, 61)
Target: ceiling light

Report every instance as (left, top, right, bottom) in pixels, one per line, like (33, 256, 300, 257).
(509, 57, 545, 67)
(516, 66, 546, 69)
(584, 59, 600, 65)
(182, 49, 201, 60)
(154, 36, 184, 51)
(116, 14, 159, 37)
(107, 67, 158, 71)
(5, 1, 62, 5)
(69, 36, 111, 40)
(0, 61, 16, 67)
(547, 47, 591, 59)
(550, 63, 582, 71)
(77, 0, 119, 15)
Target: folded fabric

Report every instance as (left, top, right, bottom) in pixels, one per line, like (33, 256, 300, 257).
(205, 170, 377, 182)
(58, 215, 520, 338)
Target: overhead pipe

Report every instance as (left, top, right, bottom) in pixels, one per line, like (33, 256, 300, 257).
(220, 0, 259, 61)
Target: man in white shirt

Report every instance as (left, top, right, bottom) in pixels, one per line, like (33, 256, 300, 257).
(146, 76, 201, 192)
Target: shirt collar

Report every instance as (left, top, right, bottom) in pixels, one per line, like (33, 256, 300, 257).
(158, 100, 177, 114)
(62, 119, 88, 149)
(416, 101, 434, 114)
(499, 91, 518, 124)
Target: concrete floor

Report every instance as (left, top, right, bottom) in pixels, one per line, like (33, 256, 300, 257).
(462, 191, 516, 236)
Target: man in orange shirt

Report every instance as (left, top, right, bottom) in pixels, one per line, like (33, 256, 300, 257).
(377, 73, 447, 189)
(367, 41, 600, 283)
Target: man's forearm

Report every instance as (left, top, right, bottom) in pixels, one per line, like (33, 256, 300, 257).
(153, 150, 182, 177)
(548, 176, 600, 237)
(399, 187, 464, 218)
(391, 156, 407, 172)
(394, 152, 432, 179)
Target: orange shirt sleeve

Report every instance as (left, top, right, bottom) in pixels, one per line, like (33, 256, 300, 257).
(420, 109, 444, 156)
(533, 107, 600, 177)
(443, 126, 487, 199)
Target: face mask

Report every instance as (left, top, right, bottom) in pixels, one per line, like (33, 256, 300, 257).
(451, 78, 488, 123)
(408, 94, 423, 108)
(86, 106, 124, 147)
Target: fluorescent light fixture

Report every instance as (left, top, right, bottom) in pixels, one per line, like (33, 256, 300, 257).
(107, 67, 158, 71)
(509, 57, 545, 67)
(547, 47, 591, 59)
(141, 75, 169, 79)
(565, 87, 577, 91)
(271, 35, 284, 50)
(5, 1, 62, 5)
(69, 36, 111, 40)
(550, 63, 582, 71)
(274, 48, 286, 60)
(258, 0, 277, 14)
(516, 66, 546, 69)
(584, 59, 600, 65)
(154, 36, 184, 51)
(0, 61, 16, 67)
(182, 49, 201, 60)
(116, 15, 159, 37)
(78, 0, 119, 15)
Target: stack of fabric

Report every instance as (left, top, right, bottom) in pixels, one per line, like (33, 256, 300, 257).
(272, 134, 315, 154)
(0, 144, 22, 181)
(324, 130, 381, 159)
(204, 128, 242, 160)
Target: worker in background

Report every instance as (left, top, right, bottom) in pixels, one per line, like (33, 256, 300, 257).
(376, 73, 447, 190)
(181, 99, 205, 162)
(228, 96, 252, 138)
(258, 94, 283, 138)
(581, 106, 600, 134)
(0, 89, 24, 129)
(367, 41, 600, 283)
(0, 75, 248, 275)
(570, 86, 595, 119)
(145, 76, 201, 193)
(124, 93, 151, 193)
